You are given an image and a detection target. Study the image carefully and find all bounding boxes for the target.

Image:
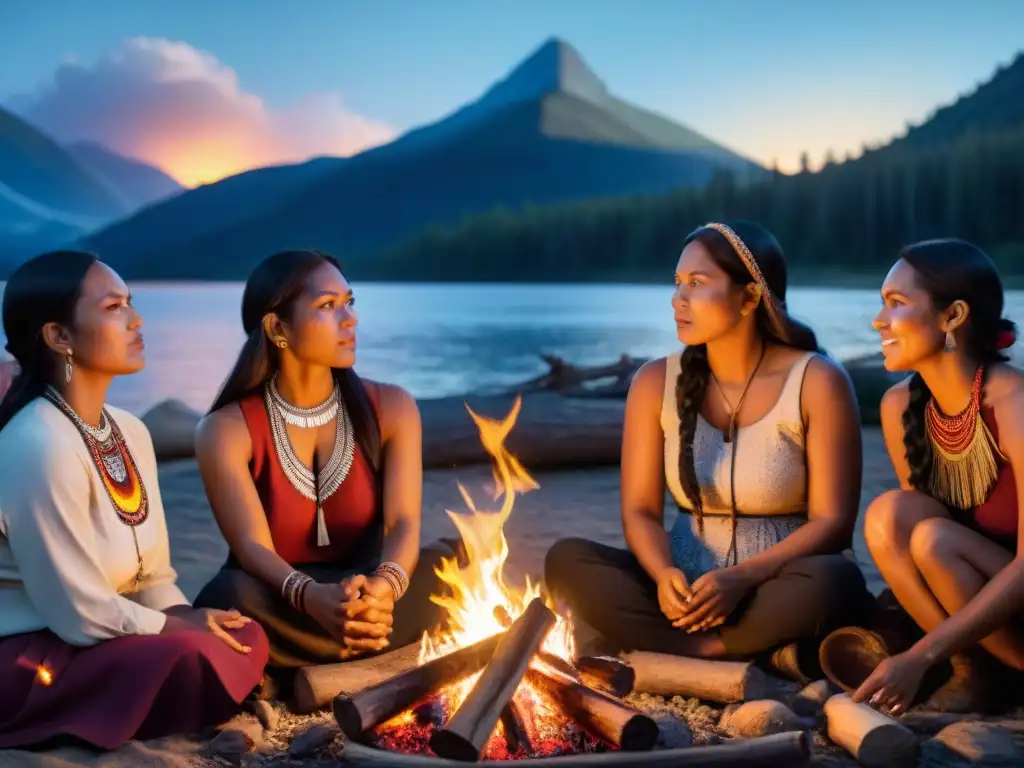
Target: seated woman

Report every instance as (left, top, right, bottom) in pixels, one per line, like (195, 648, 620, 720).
(545, 221, 872, 666)
(193, 250, 448, 679)
(0, 251, 268, 750)
(849, 239, 1024, 715)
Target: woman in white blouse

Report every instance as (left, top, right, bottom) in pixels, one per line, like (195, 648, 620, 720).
(0, 251, 269, 750)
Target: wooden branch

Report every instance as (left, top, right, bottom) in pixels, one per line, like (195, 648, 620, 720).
(575, 656, 634, 698)
(622, 651, 770, 703)
(331, 634, 502, 739)
(823, 694, 919, 768)
(294, 641, 422, 713)
(343, 731, 810, 766)
(493, 605, 579, 681)
(525, 667, 658, 751)
(430, 598, 556, 761)
(499, 696, 535, 756)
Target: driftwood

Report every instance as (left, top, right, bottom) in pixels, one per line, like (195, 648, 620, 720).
(525, 667, 658, 751)
(342, 731, 810, 766)
(294, 641, 422, 713)
(430, 599, 556, 761)
(576, 656, 634, 698)
(823, 694, 919, 768)
(498, 354, 646, 398)
(623, 651, 770, 703)
(331, 634, 502, 738)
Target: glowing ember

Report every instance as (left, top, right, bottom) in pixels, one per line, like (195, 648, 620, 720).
(373, 396, 596, 759)
(36, 664, 53, 685)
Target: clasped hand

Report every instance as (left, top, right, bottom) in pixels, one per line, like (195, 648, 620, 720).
(657, 566, 752, 632)
(304, 574, 395, 658)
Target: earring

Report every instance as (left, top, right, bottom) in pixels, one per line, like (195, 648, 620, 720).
(65, 349, 73, 383)
(944, 331, 957, 352)
(277, 339, 287, 349)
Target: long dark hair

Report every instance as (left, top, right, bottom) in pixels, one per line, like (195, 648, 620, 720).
(897, 239, 1017, 493)
(208, 250, 382, 471)
(0, 250, 98, 432)
(675, 221, 819, 528)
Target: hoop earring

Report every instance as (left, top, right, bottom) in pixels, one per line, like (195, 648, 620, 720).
(65, 349, 73, 383)
(944, 331, 957, 352)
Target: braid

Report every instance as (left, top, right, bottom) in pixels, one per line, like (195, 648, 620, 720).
(901, 373, 934, 491)
(676, 344, 711, 532)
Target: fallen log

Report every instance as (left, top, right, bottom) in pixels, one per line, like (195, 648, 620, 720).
(823, 694, 919, 768)
(294, 641, 423, 713)
(499, 695, 535, 756)
(330, 634, 502, 738)
(622, 651, 770, 703)
(431, 598, 556, 761)
(525, 667, 657, 751)
(343, 730, 810, 766)
(575, 656, 634, 698)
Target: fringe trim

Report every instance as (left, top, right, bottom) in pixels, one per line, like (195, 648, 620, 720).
(927, 415, 1004, 510)
(316, 504, 331, 547)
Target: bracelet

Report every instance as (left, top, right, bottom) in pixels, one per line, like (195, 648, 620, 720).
(372, 561, 409, 600)
(281, 570, 314, 613)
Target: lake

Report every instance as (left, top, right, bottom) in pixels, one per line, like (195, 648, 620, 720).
(2, 282, 1022, 414)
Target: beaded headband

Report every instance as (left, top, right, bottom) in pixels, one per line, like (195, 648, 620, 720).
(700, 222, 787, 337)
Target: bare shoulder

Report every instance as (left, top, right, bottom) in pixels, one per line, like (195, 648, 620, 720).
(985, 364, 1024, 438)
(802, 352, 855, 394)
(628, 357, 668, 402)
(879, 377, 911, 425)
(195, 403, 250, 461)
(360, 378, 419, 437)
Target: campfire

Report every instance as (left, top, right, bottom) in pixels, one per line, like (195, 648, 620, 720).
(335, 396, 657, 762)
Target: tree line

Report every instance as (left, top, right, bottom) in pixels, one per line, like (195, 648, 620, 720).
(366, 123, 1024, 283)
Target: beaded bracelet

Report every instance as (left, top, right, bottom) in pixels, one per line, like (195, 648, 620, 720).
(281, 570, 314, 612)
(372, 561, 409, 600)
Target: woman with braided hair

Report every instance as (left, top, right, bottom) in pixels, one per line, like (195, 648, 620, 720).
(545, 221, 871, 664)
(846, 239, 1024, 715)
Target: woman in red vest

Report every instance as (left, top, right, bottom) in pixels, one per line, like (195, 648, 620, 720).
(193, 250, 448, 691)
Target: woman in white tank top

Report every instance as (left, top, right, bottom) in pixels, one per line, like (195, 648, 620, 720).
(546, 221, 872, 673)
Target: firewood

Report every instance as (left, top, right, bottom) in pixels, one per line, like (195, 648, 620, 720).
(575, 656, 634, 698)
(430, 598, 555, 761)
(525, 667, 658, 751)
(499, 696, 535, 756)
(294, 641, 422, 713)
(823, 694, 919, 768)
(331, 633, 503, 740)
(493, 604, 579, 681)
(622, 651, 770, 703)
(342, 731, 810, 766)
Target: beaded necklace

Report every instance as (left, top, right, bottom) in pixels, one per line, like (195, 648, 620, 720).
(44, 388, 149, 588)
(924, 366, 1003, 510)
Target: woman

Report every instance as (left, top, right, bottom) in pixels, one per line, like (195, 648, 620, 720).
(545, 221, 871, 667)
(848, 239, 1024, 714)
(0, 251, 268, 750)
(193, 250, 448, 679)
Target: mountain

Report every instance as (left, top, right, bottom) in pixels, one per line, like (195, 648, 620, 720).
(68, 142, 184, 210)
(0, 106, 129, 266)
(83, 38, 763, 280)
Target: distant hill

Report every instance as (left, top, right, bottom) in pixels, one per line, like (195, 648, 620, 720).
(68, 142, 184, 210)
(0, 106, 128, 266)
(82, 38, 763, 280)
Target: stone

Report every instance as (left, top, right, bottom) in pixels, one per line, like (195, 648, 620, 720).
(932, 721, 1020, 764)
(289, 722, 341, 757)
(253, 699, 280, 732)
(718, 699, 810, 738)
(208, 728, 254, 764)
(651, 713, 693, 748)
(791, 679, 837, 717)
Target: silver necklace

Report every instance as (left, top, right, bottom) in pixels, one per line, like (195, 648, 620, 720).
(45, 386, 114, 444)
(267, 376, 339, 429)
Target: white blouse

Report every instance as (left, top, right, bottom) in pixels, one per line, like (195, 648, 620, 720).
(0, 397, 188, 646)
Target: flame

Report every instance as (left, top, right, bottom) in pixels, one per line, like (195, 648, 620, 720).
(36, 664, 53, 685)
(418, 395, 575, 708)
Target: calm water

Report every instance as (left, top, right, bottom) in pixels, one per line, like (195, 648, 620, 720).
(2, 282, 1022, 414)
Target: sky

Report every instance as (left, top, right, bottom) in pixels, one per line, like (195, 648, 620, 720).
(2, 0, 1022, 186)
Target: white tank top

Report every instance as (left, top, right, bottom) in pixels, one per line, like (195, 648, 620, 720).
(660, 349, 815, 517)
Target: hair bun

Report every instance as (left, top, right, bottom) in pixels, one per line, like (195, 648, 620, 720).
(996, 318, 1017, 350)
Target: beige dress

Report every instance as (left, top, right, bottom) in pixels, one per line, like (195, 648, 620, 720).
(661, 350, 816, 580)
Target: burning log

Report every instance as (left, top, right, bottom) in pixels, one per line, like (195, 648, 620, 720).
(575, 656, 634, 698)
(622, 651, 769, 703)
(430, 598, 556, 761)
(493, 605, 578, 681)
(525, 667, 657, 751)
(823, 694, 919, 768)
(342, 731, 811, 766)
(499, 697, 535, 756)
(332, 633, 503, 739)
(294, 641, 422, 713)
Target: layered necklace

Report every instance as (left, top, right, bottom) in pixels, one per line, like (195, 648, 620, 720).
(43, 387, 149, 588)
(924, 366, 1003, 510)
(264, 376, 355, 547)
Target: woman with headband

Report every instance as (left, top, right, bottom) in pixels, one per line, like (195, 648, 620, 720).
(546, 221, 872, 669)
(192, 250, 448, 696)
(838, 239, 1024, 715)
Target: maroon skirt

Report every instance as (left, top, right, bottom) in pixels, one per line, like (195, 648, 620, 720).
(0, 622, 269, 749)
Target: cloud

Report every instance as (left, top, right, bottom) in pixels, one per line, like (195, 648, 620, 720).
(7, 38, 396, 187)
